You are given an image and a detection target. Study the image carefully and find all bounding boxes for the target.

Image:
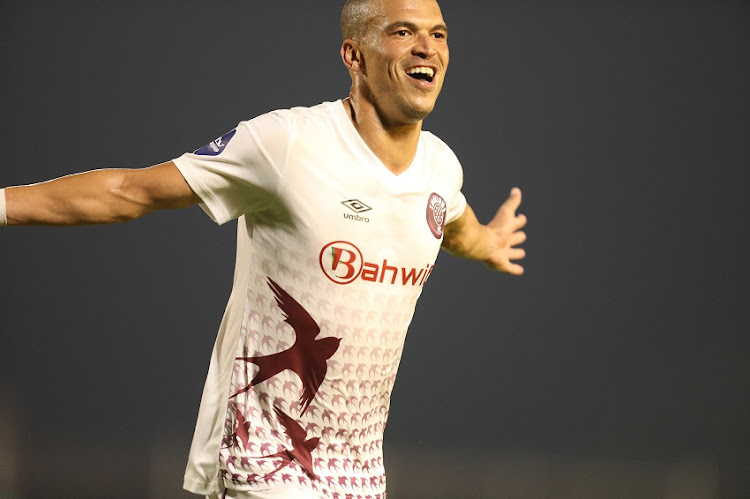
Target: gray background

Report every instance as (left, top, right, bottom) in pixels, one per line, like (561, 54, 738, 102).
(1, 1, 748, 497)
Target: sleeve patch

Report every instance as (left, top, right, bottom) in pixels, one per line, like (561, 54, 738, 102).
(193, 129, 237, 156)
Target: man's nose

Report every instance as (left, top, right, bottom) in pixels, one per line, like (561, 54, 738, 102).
(412, 33, 437, 58)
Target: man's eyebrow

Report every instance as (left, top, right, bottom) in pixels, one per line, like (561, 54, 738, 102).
(384, 21, 449, 33)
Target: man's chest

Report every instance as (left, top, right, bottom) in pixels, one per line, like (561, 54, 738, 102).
(274, 145, 453, 266)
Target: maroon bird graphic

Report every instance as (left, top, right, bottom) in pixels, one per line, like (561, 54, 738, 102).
(282, 380, 297, 396)
(259, 442, 275, 455)
(266, 377, 281, 390)
(232, 278, 341, 414)
(256, 406, 320, 480)
(224, 404, 252, 451)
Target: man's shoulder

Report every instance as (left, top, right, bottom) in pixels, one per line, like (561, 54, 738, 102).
(421, 129, 460, 163)
(237, 101, 341, 141)
(249, 100, 340, 126)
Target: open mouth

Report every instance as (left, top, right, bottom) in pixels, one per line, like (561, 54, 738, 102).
(406, 67, 435, 83)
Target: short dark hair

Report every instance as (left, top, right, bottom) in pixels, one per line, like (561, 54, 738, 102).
(341, 0, 377, 41)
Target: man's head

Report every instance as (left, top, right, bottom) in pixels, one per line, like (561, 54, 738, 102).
(340, 0, 449, 126)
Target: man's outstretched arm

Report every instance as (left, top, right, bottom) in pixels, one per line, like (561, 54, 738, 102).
(1, 161, 199, 226)
(441, 187, 528, 275)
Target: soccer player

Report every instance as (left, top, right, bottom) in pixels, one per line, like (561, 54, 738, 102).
(0, 0, 527, 497)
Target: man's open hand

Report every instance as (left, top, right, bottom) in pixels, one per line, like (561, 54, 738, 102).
(482, 187, 527, 275)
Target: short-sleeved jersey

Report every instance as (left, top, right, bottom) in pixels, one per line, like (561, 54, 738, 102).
(173, 100, 466, 498)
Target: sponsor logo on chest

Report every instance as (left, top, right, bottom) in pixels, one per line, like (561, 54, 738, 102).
(319, 241, 434, 287)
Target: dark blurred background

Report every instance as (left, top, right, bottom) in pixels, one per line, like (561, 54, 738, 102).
(1, 1, 748, 497)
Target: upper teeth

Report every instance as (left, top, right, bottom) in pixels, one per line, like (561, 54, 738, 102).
(407, 67, 435, 77)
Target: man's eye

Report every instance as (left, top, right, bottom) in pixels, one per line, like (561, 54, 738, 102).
(433, 32, 446, 39)
(397, 30, 409, 36)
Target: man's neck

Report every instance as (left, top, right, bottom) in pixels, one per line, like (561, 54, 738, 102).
(343, 97, 422, 176)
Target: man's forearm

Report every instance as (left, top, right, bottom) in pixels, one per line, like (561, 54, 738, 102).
(2, 162, 199, 227)
(3, 169, 147, 226)
(441, 205, 491, 261)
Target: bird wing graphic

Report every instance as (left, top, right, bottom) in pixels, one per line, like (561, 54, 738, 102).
(299, 357, 329, 413)
(267, 278, 320, 343)
(274, 406, 307, 445)
(299, 380, 317, 415)
(234, 406, 251, 450)
(230, 350, 290, 399)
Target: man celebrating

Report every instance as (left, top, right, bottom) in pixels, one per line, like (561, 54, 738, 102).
(0, 0, 527, 497)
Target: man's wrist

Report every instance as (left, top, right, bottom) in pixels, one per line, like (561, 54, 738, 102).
(0, 188, 7, 226)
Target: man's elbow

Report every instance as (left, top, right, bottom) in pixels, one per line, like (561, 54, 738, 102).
(106, 171, 155, 222)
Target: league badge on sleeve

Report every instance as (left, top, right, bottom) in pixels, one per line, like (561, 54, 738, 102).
(193, 129, 237, 156)
(426, 192, 447, 239)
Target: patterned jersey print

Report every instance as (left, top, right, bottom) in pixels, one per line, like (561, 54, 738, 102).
(218, 237, 423, 498)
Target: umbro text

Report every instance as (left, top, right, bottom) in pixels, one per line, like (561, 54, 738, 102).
(343, 213, 370, 223)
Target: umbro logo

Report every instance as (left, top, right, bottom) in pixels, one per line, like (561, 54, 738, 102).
(341, 199, 372, 213)
(342, 199, 371, 223)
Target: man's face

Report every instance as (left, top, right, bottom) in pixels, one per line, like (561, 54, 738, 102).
(356, 0, 449, 125)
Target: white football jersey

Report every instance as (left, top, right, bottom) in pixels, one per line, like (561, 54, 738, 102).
(173, 100, 466, 498)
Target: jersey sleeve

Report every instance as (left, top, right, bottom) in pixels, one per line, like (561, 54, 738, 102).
(173, 110, 293, 225)
(446, 189, 467, 225)
(421, 130, 467, 226)
(445, 149, 467, 226)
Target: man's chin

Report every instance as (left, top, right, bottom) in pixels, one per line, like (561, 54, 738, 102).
(400, 99, 437, 123)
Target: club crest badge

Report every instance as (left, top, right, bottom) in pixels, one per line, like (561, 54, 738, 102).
(193, 129, 237, 156)
(426, 192, 447, 239)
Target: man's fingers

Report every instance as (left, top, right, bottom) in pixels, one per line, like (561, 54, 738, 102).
(486, 187, 527, 276)
(514, 213, 527, 230)
(509, 247, 526, 261)
(505, 187, 522, 212)
(494, 188, 523, 225)
(509, 230, 527, 246)
(503, 262, 525, 275)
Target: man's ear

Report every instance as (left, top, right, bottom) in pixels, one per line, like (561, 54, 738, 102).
(341, 40, 363, 73)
